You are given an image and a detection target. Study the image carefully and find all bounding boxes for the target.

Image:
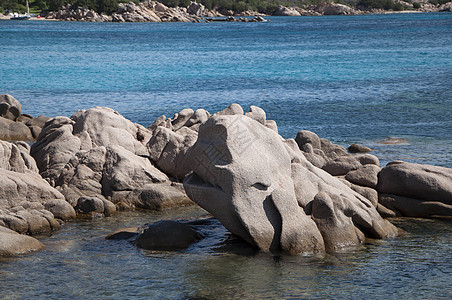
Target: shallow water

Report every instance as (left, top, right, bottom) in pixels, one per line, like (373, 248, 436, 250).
(0, 13, 452, 298)
(0, 207, 451, 299)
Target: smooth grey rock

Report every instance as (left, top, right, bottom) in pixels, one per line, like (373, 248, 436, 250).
(147, 126, 197, 180)
(75, 196, 105, 214)
(171, 108, 194, 131)
(184, 109, 210, 129)
(184, 113, 398, 254)
(378, 161, 452, 204)
(345, 164, 381, 189)
(43, 199, 76, 220)
(322, 156, 362, 176)
(134, 220, 201, 250)
(350, 184, 378, 207)
(0, 141, 74, 233)
(245, 105, 266, 125)
(0, 226, 44, 256)
(213, 103, 244, 116)
(110, 183, 192, 210)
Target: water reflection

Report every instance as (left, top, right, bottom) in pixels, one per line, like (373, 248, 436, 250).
(0, 208, 451, 298)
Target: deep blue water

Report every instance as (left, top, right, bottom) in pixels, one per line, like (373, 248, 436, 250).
(0, 14, 452, 299)
(1, 13, 451, 166)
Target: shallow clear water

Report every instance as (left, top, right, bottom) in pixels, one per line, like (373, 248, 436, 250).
(0, 207, 451, 299)
(1, 13, 452, 298)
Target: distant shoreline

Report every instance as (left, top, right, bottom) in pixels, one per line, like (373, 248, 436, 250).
(1, 1, 451, 23)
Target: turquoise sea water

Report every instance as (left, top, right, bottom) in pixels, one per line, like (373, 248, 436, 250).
(1, 13, 451, 166)
(0, 14, 452, 299)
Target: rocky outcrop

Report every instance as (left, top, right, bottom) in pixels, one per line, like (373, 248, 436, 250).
(0, 140, 75, 235)
(133, 220, 202, 250)
(183, 110, 399, 254)
(274, 5, 302, 16)
(30, 107, 191, 213)
(0, 95, 52, 141)
(0, 226, 44, 256)
(315, 3, 358, 15)
(46, 1, 199, 22)
(377, 161, 452, 217)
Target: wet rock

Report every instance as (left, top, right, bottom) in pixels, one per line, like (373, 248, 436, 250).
(0, 226, 44, 256)
(348, 143, 372, 153)
(134, 220, 202, 250)
(105, 227, 140, 240)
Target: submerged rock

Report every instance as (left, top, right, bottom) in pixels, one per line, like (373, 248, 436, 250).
(134, 220, 202, 250)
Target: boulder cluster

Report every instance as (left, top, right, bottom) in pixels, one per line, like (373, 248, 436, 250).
(1, 94, 451, 256)
(45, 1, 226, 22)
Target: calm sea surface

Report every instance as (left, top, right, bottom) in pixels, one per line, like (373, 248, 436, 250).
(0, 14, 451, 299)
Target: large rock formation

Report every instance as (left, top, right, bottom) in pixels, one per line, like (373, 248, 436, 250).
(31, 107, 191, 212)
(46, 1, 200, 22)
(377, 161, 452, 217)
(0, 140, 75, 235)
(183, 111, 399, 254)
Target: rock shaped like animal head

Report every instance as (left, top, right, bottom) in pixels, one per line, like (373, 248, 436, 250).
(184, 115, 324, 254)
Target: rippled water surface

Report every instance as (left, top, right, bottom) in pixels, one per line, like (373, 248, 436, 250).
(0, 13, 452, 298)
(0, 207, 451, 299)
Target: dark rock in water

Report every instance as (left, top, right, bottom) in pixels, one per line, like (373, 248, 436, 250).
(0, 226, 44, 256)
(134, 220, 202, 250)
(348, 143, 372, 153)
(106, 227, 140, 240)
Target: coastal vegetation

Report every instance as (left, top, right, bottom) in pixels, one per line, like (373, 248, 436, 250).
(2, 0, 448, 15)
